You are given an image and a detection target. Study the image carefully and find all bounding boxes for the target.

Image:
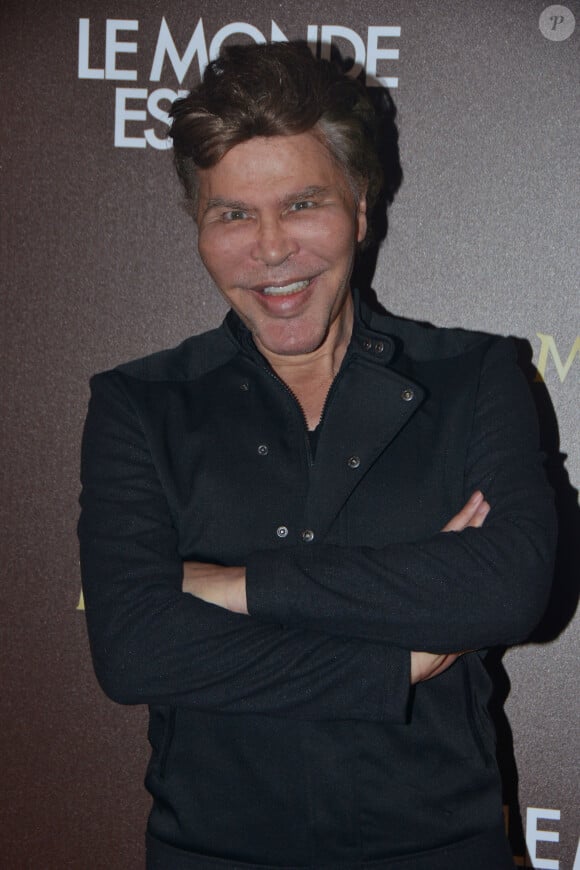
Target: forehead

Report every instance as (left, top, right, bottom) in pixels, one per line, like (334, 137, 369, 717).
(197, 132, 351, 203)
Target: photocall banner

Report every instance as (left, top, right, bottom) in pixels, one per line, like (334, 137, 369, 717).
(1, 1, 577, 867)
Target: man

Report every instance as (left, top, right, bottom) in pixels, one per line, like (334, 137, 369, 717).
(79, 42, 556, 869)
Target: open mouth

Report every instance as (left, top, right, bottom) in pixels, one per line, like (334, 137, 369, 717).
(261, 279, 311, 297)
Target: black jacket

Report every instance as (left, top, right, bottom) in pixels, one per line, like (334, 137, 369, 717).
(79, 296, 556, 869)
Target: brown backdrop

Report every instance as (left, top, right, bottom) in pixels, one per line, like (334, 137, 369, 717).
(1, 1, 578, 867)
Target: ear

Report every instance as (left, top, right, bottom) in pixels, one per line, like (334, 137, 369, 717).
(356, 192, 368, 244)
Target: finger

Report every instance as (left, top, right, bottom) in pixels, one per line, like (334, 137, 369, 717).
(411, 651, 461, 683)
(441, 491, 484, 532)
(429, 653, 461, 680)
(469, 500, 490, 529)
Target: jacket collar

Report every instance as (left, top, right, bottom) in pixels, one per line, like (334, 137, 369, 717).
(350, 288, 398, 367)
(223, 292, 425, 539)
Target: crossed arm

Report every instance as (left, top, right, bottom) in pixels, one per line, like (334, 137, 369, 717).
(80, 338, 555, 715)
(183, 490, 490, 684)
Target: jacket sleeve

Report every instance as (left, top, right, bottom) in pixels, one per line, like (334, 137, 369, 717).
(78, 371, 410, 720)
(246, 338, 557, 652)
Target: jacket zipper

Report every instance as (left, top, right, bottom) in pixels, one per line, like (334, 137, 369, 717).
(254, 349, 352, 469)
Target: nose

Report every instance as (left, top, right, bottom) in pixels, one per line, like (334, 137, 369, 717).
(250, 216, 299, 266)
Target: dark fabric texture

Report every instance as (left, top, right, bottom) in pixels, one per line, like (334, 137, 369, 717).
(146, 825, 516, 869)
(79, 295, 555, 867)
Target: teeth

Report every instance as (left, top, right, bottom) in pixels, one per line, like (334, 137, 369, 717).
(262, 280, 310, 296)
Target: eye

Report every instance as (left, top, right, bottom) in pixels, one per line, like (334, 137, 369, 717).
(222, 209, 248, 222)
(289, 200, 316, 212)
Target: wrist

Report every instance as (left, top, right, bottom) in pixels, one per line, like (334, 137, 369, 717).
(227, 568, 248, 614)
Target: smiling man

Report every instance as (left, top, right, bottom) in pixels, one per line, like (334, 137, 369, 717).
(197, 134, 362, 364)
(79, 42, 556, 870)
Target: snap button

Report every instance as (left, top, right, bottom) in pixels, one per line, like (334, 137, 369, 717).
(276, 526, 289, 538)
(257, 444, 269, 456)
(240, 381, 249, 391)
(301, 529, 315, 543)
(362, 338, 372, 351)
(347, 455, 361, 469)
(401, 388, 414, 402)
(373, 341, 384, 354)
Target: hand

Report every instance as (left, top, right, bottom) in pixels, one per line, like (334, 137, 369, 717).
(410, 651, 461, 684)
(182, 561, 248, 614)
(441, 489, 490, 532)
(410, 492, 489, 683)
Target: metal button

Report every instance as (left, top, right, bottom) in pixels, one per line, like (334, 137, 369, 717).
(347, 455, 361, 469)
(373, 341, 384, 354)
(401, 388, 414, 402)
(240, 381, 249, 391)
(362, 338, 372, 351)
(301, 529, 315, 543)
(257, 444, 269, 456)
(276, 526, 289, 538)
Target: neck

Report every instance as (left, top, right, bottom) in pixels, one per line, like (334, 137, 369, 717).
(258, 297, 354, 383)
(256, 298, 354, 429)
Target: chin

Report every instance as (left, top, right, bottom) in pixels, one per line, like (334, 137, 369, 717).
(256, 326, 328, 358)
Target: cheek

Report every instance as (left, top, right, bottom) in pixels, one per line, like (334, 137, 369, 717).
(197, 230, 213, 271)
(356, 209, 367, 244)
(309, 217, 358, 264)
(198, 231, 242, 282)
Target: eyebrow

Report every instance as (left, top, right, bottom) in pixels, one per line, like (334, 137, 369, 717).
(283, 185, 330, 204)
(201, 186, 331, 219)
(202, 197, 249, 217)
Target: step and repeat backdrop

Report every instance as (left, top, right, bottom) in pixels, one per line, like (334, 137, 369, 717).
(1, 1, 578, 867)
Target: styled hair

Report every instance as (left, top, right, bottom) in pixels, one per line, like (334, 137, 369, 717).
(168, 42, 386, 234)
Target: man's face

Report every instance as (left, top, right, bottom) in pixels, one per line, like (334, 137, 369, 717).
(196, 132, 367, 360)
